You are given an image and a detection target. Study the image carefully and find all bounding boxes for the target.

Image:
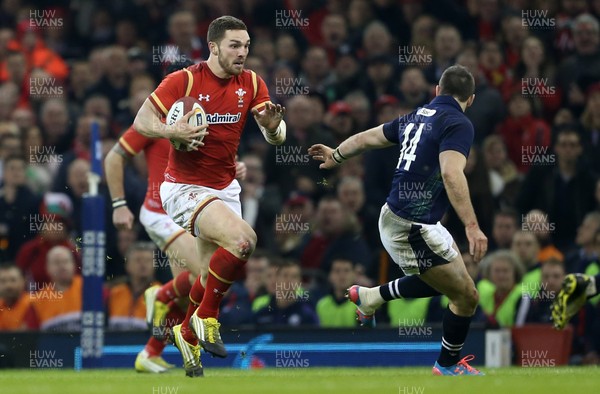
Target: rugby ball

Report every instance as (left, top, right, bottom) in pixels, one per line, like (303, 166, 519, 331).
(166, 97, 207, 151)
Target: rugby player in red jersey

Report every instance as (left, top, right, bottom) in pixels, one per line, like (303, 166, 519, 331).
(133, 16, 286, 377)
(105, 123, 247, 373)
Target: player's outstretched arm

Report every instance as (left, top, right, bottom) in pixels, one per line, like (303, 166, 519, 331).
(133, 99, 208, 149)
(439, 150, 488, 262)
(309, 124, 394, 169)
(105, 142, 134, 230)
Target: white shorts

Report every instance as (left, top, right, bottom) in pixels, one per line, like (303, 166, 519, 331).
(139, 205, 186, 251)
(378, 203, 458, 276)
(160, 180, 242, 237)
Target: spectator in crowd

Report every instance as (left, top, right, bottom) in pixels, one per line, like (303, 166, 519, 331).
(554, 0, 587, 57)
(482, 135, 520, 207)
(479, 250, 525, 328)
(39, 99, 72, 156)
(516, 258, 565, 325)
(325, 101, 355, 146)
(274, 194, 315, 257)
(4, 50, 28, 107)
(511, 230, 543, 296)
(336, 176, 380, 250)
(565, 212, 600, 273)
(387, 290, 435, 328)
(522, 209, 565, 263)
(557, 13, 600, 113)
(517, 127, 596, 250)
(325, 50, 362, 102)
(347, 0, 376, 46)
(67, 61, 94, 114)
(344, 90, 372, 132)
(320, 14, 350, 65)
(500, 13, 529, 68)
(254, 260, 318, 326)
(316, 257, 358, 327)
(240, 153, 281, 251)
(424, 24, 463, 84)
(580, 83, 600, 173)
(409, 14, 437, 50)
(30, 246, 82, 331)
(478, 40, 512, 97)
(361, 21, 394, 58)
(11, 107, 35, 133)
(13, 21, 69, 81)
(496, 93, 551, 174)
(264, 95, 335, 200)
(511, 36, 562, 119)
(0, 132, 20, 184)
(274, 34, 301, 69)
(87, 46, 131, 119)
(360, 55, 398, 102)
(0, 155, 40, 260)
(165, 10, 204, 65)
(220, 250, 270, 326)
(299, 46, 336, 95)
(490, 209, 519, 251)
(15, 193, 80, 284)
(107, 242, 160, 331)
(293, 196, 371, 278)
(0, 83, 18, 122)
(397, 67, 430, 109)
(0, 264, 34, 330)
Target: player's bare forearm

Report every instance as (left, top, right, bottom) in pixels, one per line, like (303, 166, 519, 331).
(339, 125, 394, 157)
(442, 171, 478, 228)
(309, 124, 393, 169)
(104, 146, 128, 200)
(133, 99, 169, 138)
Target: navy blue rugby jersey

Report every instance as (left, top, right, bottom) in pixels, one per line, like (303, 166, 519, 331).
(382, 95, 474, 224)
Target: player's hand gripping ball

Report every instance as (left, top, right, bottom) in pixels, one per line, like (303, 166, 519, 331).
(166, 97, 207, 151)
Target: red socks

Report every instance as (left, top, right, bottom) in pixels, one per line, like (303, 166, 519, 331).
(156, 271, 193, 303)
(144, 336, 166, 357)
(181, 276, 206, 344)
(196, 247, 246, 319)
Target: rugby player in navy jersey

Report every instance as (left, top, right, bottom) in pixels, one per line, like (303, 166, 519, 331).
(309, 65, 487, 375)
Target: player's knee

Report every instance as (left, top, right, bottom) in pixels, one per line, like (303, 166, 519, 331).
(463, 286, 479, 313)
(233, 229, 256, 259)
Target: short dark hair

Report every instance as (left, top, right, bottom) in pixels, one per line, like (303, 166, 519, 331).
(439, 65, 475, 102)
(207, 16, 247, 44)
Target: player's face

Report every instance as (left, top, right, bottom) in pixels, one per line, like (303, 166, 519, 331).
(215, 30, 250, 76)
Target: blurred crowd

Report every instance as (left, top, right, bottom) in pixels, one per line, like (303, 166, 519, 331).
(1, 0, 600, 362)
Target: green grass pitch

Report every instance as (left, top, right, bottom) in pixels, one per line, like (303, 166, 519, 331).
(2, 367, 599, 394)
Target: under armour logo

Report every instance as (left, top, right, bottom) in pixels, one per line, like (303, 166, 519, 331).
(198, 94, 210, 101)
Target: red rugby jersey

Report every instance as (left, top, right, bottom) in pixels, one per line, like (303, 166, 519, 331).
(118, 126, 170, 214)
(149, 62, 271, 189)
